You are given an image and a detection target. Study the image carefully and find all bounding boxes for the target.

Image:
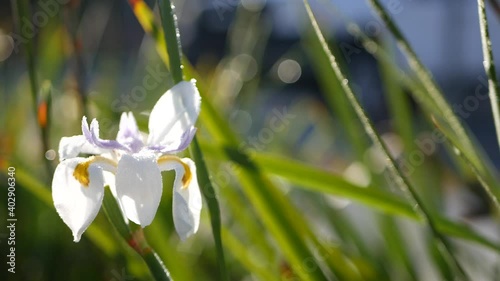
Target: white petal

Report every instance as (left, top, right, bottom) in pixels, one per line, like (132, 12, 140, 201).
(147, 80, 201, 147)
(115, 153, 163, 227)
(52, 158, 104, 242)
(116, 112, 144, 152)
(58, 135, 106, 160)
(103, 171, 129, 224)
(158, 157, 202, 240)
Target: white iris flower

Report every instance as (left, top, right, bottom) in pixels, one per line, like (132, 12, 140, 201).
(52, 81, 202, 242)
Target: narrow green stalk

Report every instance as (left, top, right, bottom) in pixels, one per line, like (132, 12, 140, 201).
(142, 250, 172, 281)
(102, 187, 172, 281)
(102, 188, 132, 240)
(10, 0, 52, 175)
(478, 0, 500, 151)
(157, 1, 228, 280)
(302, 1, 468, 279)
(367, 0, 482, 174)
(158, 0, 183, 83)
(189, 137, 228, 280)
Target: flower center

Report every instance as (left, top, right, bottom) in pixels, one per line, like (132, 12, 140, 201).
(73, 156, 118, 187)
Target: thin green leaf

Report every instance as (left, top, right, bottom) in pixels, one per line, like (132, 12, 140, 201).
(198, 140, 500, 253)
(189, 138, 228, 280)
(156, 1, 228, 279)
(478, 0, 500, 151)
(368, 0, 500, 211)
(302, 2, 468, 277)
(222, 227, 278, 281)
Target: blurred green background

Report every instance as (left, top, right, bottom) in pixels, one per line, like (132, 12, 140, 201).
(2, 0, 500, 280)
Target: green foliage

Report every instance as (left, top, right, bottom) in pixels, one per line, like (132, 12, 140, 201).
(3, 0, 500, 280)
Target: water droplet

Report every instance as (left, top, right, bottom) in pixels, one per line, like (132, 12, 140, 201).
(342, 79, 349, 86)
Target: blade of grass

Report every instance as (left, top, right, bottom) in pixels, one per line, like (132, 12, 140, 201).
(341, 17, 479, 193)
(127, 0, 169, 66)
(302, 29, 369, 159)
(302, 1, 468, 279)
(368, 0, 500, 210)
(432, 115, 500, 216)
(478, 0, 500, 151)
(10, 0, 52, 176)
(126, 2, 479, 277)
(198, 140, 500, 253)
(213, 163, 276, 263)
(189, 137, 228, 280)
(156, 1, 228, 280)
(222, 227, 278, 281)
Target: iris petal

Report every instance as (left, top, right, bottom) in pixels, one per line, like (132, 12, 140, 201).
(58, 135, 107, 160)
(52, 157, 105, 242)
(158, 157, 201, 240)
(116, 112, 144, 153)
(147, 80, 201, 149)
(82, 117, 129, 151)
(115, 153, 163, 227)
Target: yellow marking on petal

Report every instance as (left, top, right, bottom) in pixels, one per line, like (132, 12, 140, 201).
(73, 156, 118, 187)
(73, 160, 91, 187)
(157, 155, 192, 189)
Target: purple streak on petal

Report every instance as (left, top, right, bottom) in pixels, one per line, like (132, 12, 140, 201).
(82, 116, 94, 144)
(147, 127, 197, 154)
(116, 112, 144, 153)
(171, 126, 197, 153)
(88, 118, 130, 151)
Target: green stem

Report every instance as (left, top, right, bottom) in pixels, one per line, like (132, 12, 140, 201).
(157, 1, 228, 280)
(478, 0, 500, 152)
(158, 0, 183, 83)
(367, 0, 483, 168)
(10, 0, 53, 175)
(102, 187, 171, 281)
(189, 137, 228, 280)
(303, 1, 469, 279)
(142, 250, 172, 281)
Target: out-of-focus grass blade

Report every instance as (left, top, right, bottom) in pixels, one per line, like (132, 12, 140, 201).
(10, 0, 53, 175)
(189, 138, 228, 280)
(228, 158, 355, 280)
(156, 0, 229, 279)
(302, 28, 369, 159)
(432, 116, 500, 214)
(379, 217, 418, 280)
(5, 165, 118, 256)
(343, 18, 474, 195)
(368, 0, 500, 211)
(222, 227, 278, 281)
(213, 164, 276, 262)
(199, 140, 500, 252)
(189, 68, 346, 281)
(10, 0, 37, 114)
(127, 0, 169, 66)
(304, 1, 469, 277)
(377, 37, 414, 150)
(186, 70, 338, 279)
